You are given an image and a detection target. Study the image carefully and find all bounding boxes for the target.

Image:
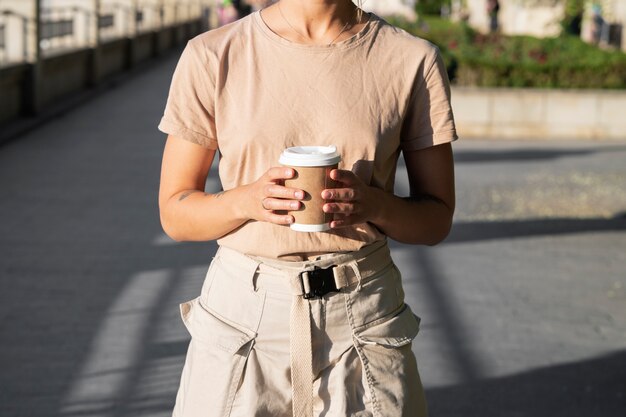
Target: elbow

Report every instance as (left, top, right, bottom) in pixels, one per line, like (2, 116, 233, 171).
(159, 206, 185, 242)
(160, 217, 183, 242)
(424, 211, 454, 246)
(425, 222, 452, 246)
(396, 220, 452, 246)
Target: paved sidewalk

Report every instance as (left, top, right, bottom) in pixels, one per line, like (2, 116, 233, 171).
(0, 50, 625, 417)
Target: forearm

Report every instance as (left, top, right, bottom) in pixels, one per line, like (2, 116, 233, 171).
(369, 188, 454, 245)
(160, 186, 250, 242)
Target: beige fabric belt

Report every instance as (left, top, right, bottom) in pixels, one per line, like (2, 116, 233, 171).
(246, 239, 392, 417)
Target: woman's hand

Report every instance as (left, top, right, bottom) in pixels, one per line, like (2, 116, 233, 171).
(242, 167, 305, 225)
(321, 169, 382, 229)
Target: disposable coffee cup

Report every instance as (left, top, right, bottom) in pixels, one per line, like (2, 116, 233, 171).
(279, 146, 341, 232)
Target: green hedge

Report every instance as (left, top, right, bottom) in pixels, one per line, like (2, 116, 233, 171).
(389, 16, 626, 89)
(415, 0, 450, 16)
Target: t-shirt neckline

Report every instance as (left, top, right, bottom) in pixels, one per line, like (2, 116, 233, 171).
(253, 9, 378, 52)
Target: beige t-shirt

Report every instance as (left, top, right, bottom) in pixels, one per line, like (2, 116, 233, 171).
(158, 11, 457, 259)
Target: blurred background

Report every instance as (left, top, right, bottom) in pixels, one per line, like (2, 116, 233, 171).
(0, 1, 624, 416)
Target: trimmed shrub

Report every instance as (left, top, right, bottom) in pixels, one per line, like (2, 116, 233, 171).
(390, 16, 626, 89)
(416, 0, 451, 16)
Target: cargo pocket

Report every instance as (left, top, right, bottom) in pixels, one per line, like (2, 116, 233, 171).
(346, 262, 406, 327)
(352, 304, 427, 417)
(175, 297, 256, 417)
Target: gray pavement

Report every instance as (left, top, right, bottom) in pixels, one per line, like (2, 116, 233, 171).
(1, 50, 625, 417)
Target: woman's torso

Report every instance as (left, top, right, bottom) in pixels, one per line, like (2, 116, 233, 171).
(175, 11, 446, 259)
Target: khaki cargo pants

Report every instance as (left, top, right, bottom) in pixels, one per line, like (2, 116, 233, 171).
(172, 240, 427, 417)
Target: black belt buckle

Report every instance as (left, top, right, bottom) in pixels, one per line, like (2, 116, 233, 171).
(299, 266, 339, 299)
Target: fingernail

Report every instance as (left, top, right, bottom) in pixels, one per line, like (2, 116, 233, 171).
(322, 191, 331, 199)
(295, 191, 304, 199)
(290, 202, 299, 209)
(286, 169, 293, 176)
(286, 217, 293, 224)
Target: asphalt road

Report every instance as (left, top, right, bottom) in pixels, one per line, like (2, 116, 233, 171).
(1, 50, 625, 417)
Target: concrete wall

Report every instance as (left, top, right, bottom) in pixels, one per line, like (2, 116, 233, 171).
(99, 38, 129, 79)
(39, 47, 90, 108)
(0, 63, 28, 124)
(452, 87, 626, 140)
(132, 32, 156, 63)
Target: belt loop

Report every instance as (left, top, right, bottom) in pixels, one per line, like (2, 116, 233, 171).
(301, 271, 312, 295)
(333, 265, 349, 289)
(348, 260, 363, 292)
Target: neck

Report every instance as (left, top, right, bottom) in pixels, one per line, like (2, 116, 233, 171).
(278, 0, 360, 40)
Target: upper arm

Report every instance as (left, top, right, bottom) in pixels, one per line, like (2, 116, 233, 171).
(400, 46, 457, 152)
(403, 142, 455, 213)
(158, 135, 216, 210)
(157, 40, 218, 149)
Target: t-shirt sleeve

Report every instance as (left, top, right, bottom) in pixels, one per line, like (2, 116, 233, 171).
(400, 47, 458, 152)
(158, 39, 218, 149)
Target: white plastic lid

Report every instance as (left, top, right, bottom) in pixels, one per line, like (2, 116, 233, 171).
(279, 146, 341, 167)
(290, 223, 331, 232)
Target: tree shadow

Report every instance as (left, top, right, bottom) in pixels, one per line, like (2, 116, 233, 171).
(425, 350, 626, 417)
(1, 47, 624, 417)
(391, 214, 626, 417)
(389, 243, 486, 384)
(0, 51, 211, 417)
(446, 214, 626, 244)
(454, 146, 626, 164)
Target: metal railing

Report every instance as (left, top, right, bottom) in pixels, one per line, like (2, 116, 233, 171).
(98, 14, 115, 29)
(41, 19, 74, 40)
(0, 7, 31, 64)
(0, 0, 209, 67)
(0, 23, 4, 64)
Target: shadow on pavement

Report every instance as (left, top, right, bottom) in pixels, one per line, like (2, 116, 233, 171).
(447, 216, 626, 244)
(425, 350, 626, 417)
(390, 242, 486, 383)
(0, 54, 212, 417)
(393, 240, 625, 417)
(454, 146, 626, 164)
(1, 49, 624, 417)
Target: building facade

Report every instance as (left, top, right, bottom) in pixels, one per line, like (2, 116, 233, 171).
(459, 0, 565, 37)
(453, 0, 624, 50)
